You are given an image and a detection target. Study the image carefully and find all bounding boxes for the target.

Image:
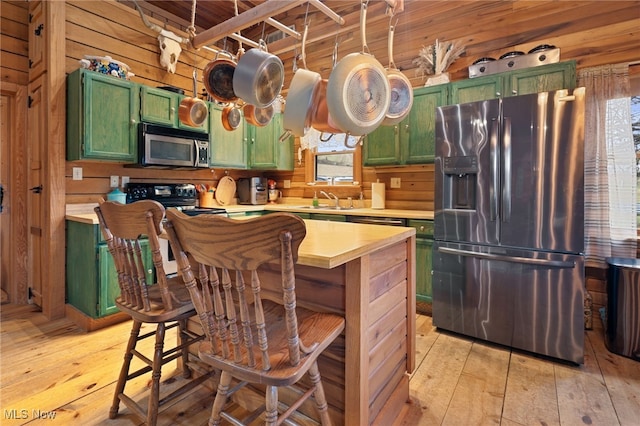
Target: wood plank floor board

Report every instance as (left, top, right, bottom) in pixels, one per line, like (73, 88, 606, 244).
(1, 305, 639, 426)
(501, 352, 560, 426)
(586, 329, 640, 425)
(440, 342, 510, 425)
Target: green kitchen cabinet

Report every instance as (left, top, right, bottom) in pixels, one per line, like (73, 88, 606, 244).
(364, 84, 448, 166)
(311, 213, 347, 222)
(67, 68, 140, 162)
(449, 60, 576, 104)
(66, 220, 153, 318)
(139, 86, 208, 132)
(407, 219, 434, 313)
(209, 105, 249, 168)
(248, 113, 294, 170)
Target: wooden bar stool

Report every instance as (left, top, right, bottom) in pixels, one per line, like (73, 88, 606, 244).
(95, 200, 214, 425)
(165, 211, 345, 425)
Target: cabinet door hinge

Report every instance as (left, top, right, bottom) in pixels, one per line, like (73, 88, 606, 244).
(29, 13, 32, 23)
(29, 59, 33, 69)
(28, 96, 33, 108)
(28, 287, 33, 300)
(34, 24, 44, 36)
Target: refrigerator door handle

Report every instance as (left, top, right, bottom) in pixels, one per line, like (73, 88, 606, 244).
(490, 118, 499, 221)
(437, 247, 576, 268)
(502, 117, 512, 222)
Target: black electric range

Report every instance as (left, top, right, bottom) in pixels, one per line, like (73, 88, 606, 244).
(125, 183, 227, 216)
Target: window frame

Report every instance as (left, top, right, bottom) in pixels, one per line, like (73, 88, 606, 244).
(304, 141, 363, 187)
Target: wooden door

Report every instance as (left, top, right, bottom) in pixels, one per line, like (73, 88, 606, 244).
(27, 74, 46, 307)
(0, 83, 29, 304)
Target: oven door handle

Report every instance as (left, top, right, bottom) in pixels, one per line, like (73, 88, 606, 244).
(437, 247, 575, 268)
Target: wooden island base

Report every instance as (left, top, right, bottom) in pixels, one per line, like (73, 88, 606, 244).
(188, 220, 416, 425)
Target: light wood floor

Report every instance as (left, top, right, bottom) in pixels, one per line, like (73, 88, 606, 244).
(1, 304, 639, 425)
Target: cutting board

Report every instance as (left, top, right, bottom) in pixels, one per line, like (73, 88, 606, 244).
(215, 176, 236, 206)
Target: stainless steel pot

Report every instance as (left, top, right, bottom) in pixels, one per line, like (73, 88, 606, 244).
(233, 42, 284, 108)
(382, 20, 413, 126)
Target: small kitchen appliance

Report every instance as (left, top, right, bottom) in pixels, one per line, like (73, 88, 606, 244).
(137, 123, 210, 168)
(237, 177, 268, 205)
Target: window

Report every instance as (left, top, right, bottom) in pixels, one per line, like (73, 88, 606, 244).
(304, 134, 362, 185)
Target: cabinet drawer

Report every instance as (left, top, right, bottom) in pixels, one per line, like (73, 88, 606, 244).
(408, 219, 433, 237)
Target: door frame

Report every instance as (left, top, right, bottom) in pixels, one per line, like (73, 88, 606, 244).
(1, 82, 29, 304)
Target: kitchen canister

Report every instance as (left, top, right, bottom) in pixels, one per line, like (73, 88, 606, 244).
(371, 179, 386, 209)
(107, 188, 127, 203)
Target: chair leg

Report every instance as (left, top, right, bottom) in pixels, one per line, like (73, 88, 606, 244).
(146, 322, 166, 426)
(309, 362, 332, 426)
(209, 371, 232, 426)
(178, 319, 192, 379)
(265, 385, 279, 426)
(110, 320, 142, 419)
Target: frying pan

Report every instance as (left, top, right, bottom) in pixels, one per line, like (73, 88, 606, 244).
(382, 19, 413, 126)
(326, 1, 390, 136)
(179, 69, 209, 127)
(233, 41, 284, 108)
(203, 50, 238, 103)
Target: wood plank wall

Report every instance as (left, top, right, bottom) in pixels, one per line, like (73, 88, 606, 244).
(2, 0, 639, 316)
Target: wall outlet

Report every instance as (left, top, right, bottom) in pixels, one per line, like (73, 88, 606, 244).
(283, 179, 291, 189)
(72, 167, 83, 180)
(110, 175, 119, 188)
(390, 177, 401, 188)
(121, 176, 130, 186)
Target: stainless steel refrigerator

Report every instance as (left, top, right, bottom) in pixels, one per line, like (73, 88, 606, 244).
(432, 88, 586, 364)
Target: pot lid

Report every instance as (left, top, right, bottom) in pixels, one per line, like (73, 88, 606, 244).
(528, 44, 556, 54)
(472, 57, 496, 65)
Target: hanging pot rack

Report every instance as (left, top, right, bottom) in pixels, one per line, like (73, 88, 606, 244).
(190, 0, 345, 50)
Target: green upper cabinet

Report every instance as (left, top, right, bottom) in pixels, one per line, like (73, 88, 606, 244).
(449, 60, 576, 104)
(67, 68, 139, 162)
(209, 108, 293, 171)
(364, 84, 448, 166)
(507, 61, 576, 97)
(139, 86, 208, 133)
(209, 105, 248, 169)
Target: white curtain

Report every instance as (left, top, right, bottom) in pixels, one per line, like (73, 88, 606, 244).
(578, 64, 637, 267)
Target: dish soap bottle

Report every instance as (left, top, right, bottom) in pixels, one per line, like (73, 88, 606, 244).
(312, 191, 319, 207)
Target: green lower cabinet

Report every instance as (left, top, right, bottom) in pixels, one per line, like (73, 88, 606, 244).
(66, 221, 153, 318)
(311, 214, 347, 222)
(408, 219, 434, 313)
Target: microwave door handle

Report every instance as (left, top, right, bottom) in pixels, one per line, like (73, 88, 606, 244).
(193, 139, 198, 167)
(502, 117, 511, 223)
(490, 118, 499, 222)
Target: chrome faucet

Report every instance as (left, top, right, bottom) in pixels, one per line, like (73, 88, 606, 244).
(319, 190, 339, 208)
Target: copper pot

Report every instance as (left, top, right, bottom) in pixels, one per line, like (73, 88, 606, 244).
(221, 104, 242, 131)
(243, 103, 274, 127)
(179, 97, 208, 127)
(203, 51, 238, 103)
(312, 79, 341, 133)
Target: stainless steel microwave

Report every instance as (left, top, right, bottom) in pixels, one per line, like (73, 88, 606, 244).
(138, 123, 210, 168)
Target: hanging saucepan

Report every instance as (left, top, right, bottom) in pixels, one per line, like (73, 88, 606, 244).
(382, 19, 413, 126)
(221, 103, 242, 131)
(179, 68, 209, 128)
(233, 40, 284, 108)
(203, 50, 238, 103)
(243, 102, 274, 127)
(281, 24, 322, 140)
(312, 41, 341, 135)
(326, 1, 390, 136)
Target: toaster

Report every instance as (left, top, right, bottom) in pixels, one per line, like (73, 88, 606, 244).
(237, 177, 268, 205)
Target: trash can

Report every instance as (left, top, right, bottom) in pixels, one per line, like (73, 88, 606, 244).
(604, 257, 640, 360)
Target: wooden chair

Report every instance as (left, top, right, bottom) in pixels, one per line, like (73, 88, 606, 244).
(165, 211, 345, 426)
(95, 200, 214, 425)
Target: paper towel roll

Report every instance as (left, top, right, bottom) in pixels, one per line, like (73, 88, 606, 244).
(371, 181, 385, 209)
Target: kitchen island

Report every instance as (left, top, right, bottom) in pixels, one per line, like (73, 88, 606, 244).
(189, 218, 416, 425)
